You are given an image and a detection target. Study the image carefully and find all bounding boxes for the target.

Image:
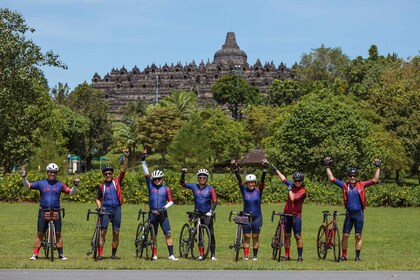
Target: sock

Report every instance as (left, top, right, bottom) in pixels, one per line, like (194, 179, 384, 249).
(356, 250, 361, 258)
(342, 249, 347, 257)
(168, 245, 174, 256)
(34, 247, 40, 255)
(153, 246, 157, 257)
(112, 248, 117, 256)
(297, 247, 303, 257)
(57, 247, 63, 255)
(253, 248, 258, 258)
(199, 246, 204, 256)
(98, 246, 103, 256)
(244, 247, 249, 257)
(285, 247, 290, 257)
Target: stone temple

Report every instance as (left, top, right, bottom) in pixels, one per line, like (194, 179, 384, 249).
(91, 32, 294, 114)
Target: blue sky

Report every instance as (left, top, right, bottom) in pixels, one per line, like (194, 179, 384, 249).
(3, 0, 419, 90)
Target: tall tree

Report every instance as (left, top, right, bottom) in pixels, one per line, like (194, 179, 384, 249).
(211, 74, 261, 120)
(0, 9, 66, 173)
(160, 90, 198, 120)
(51, 82, 71, 105)
(265, 79, 307, 106)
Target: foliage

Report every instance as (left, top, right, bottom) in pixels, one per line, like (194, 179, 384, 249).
(160, 90, 198, 120)
(112, 117, 140, 165)
(264, 79, 308, 106)
(211, 74, 261, 120)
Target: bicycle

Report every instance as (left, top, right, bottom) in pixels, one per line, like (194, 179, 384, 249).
(86, 208, 113, 261)
(179, 211, 211, 260)
(41, 207, 65, 262)
(134, 209, 156, 260)
(317, 210, 345, 262)
(228, 211, 252, 262)
(271, 211, 295, 262)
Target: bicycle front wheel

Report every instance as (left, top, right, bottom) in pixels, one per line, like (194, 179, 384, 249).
(332, 224, 341, 262)
(271, 224, 280, 260)
(135, 223, 144, 258)
(235, 226, 243, 262)
(42, 232, 48, 259)
(179, 223, 191, 258)
(49, 224, 55, 262)
(277, 222, 285, 262)
(317, 224, 327, 259)
(93, 226, 100, 261)
(145, 225, 156, 260)
(195, 224, 210, 260)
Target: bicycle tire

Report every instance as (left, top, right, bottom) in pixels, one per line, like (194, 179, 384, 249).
(42, 231, 48, 259)
(196, 224, 210, 260)
(332, 224, 341, 262)
(93, 225, 100, 261)
(317, 224, 328, 259)
(135, 223, 144, 258)
(50, 224, 55, 262)
(277, 222, 285, 262)
(235, 226, 242, 262)
(271, 224, 280, 260)
(179, 223, 191, 258)
(145, 224, 156, 260)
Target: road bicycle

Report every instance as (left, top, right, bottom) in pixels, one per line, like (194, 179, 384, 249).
(317, 210, 345, 262)
(228, 211, 252, 262)
(271, 211, 295, 262)
(41, 207, 65, 262)
(179, 211, 211, 260)
(134, 209, 156, 260)
(86, 208, 112, 261)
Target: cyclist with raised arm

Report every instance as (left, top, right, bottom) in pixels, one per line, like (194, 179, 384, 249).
(231, 158, 268, 261)
(140, 150, 178, 261)
(95, 151, 129, 260)
(180, 168, 218, 260)
(273, 166, 306, 261)
(324, 157, 381, 261)
(20, 163, 79, 260)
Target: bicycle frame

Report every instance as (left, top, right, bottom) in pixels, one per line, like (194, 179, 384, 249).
(86, 209, 112, 261)
(317, 210, 345, 262)
(41, 208, 65, 262)
(271, 211, 294, 262)
(135, 209, 156, 260)
(228, 211, 252, 262)
(179, 211, 211, 260)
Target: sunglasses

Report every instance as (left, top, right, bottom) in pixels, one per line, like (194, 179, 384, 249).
(48, 171, 57, 174)
(348, 175, 357, 178)
(153, 178, 163, 181)
(294, 180, 302, 182)
(198, 176, 208, 180)
(104, 172, 113, 176)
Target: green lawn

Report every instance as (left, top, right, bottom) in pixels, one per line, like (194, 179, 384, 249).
(0, 202, 419, 270)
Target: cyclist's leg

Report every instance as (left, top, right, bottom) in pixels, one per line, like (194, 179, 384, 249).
(341, 212, 353, 259)
(284, 216, 293, 258)
(33, 210, 47, 258)
(205, 216, 216, 258)
(99, 211, 111, 258)
(251, 216, 262, 260)
(293, 216, 303, 260)
(111, 206, 121, 258)
(354, 211, 364, 260)
(242, 223, 252, 259)
(161, 214, 176, 258)
(55, 215, 64, 257)
(150, 213, 160, 257)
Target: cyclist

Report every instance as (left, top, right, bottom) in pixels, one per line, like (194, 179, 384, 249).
(273, 166, 307, 262)
(180, 168, 218, 260)
(95, 151, 129, 260)
(20, 163, 79, 260)
(324, 157, 381, 261)
(140, 150, 178, 261)
(231, 158, 268, 261)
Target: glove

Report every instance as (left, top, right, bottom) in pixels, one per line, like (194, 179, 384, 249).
(231, 160, 238, 170)
(181, 168, 187, 174)
(262, 160, 269, 169)
(73, 178, 80, 186)
(324, 157, 333, 167)
(374, 159, 381, 167)
(20, 169, 27, 177)
(205, 211, 212, 217)
(271, 164, 278, 171)
(140, 152, 147, 161)
(159, 207, 167, 214)
(287, 185, 293, 191)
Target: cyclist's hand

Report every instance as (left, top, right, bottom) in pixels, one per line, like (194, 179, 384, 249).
(19, 166, 27, 177)
(205, 211, 213, 217)
(140, 149, 147, 161)
(373, 158, 381, 167)
(73, 177, 80, 186)
(123, 150, 129, 157)
(181, 168, 187, 174)
(158, 207, 167, 214)
(324, 157, 333, 167)
(287, 185, 293, 191)
(271, 164, 278, 171)
(96, 207, 102, 212)
(262, 159, 269, 170)
(231, 159, 238, 170)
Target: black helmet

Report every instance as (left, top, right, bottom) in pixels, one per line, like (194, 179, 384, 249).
(347, 167, 359, 176)
(102, 165, 114, 174)
(292, 171, 304, 181)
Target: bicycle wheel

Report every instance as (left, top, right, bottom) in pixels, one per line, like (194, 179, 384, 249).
(42, 231, 48, 259)
(317, 224, 328, 259)
(144, 224, 156, 260)
(49, 224, 55, 262)
(135, 223, 144, 258)
(92, 226, 100, 261)
(271, 224, 280, 260)
(196, 224, 210, 259)
(277, 222, 285, 262)
(235, 226, 243, 262)
(179, 223, 191, 258)
(332, 224, 341, 262)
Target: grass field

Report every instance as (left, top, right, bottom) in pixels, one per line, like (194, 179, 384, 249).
(0, 202, 419, 270)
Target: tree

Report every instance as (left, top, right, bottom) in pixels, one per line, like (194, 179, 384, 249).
(112, 116, 139, 166)
(160, 90, 198, 120)
(211, 74, 261, 120)
(119, 99, 148, 120)
(265, 79, 307, 107)
(0, 9, 66, 173)
(65, 83, 113, 171)
(51, 82, 71, 105)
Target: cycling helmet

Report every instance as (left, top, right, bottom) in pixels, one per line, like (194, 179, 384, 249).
(245, 174, 257, 182)
(292, 171, 304, 181)
(197, 168, 209, 177)
(151, 170, 164, 179)
(102, 165, 114, 174)
(46, 163, 59, 172)
(347, 167, 359, 176)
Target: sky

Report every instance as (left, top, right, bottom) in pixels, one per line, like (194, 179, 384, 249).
(3, 0, 419, 91)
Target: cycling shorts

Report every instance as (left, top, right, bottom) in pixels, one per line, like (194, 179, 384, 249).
(37, 209, 62, 233)
(243, 215, 262, 234)
(101, 206, 121, 231)
(285, 216, 302, 235)
(150, 212, 171, 235)
(343, 210, 364, 234)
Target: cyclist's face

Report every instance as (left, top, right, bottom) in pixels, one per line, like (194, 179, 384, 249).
(153, 178, 163, 186)
(348, 174, 357, 183)
(103, 171, 113, 181)
(47, 171, 57, 180)
(197, 176, 208, 185)
(294, 180, 303, 187)
(246, 181, 256, 190)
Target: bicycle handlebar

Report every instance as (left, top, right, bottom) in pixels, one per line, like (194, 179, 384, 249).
(40, 207, 65, 219)
(271, 210, 295, 222)
(322, 210, 346, 222)
(87, 209, 112, 221)
(228, 210, 252, 222)
(137, 209, 151, 221)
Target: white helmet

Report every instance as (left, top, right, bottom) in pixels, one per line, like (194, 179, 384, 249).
(46, 163, 59, 172)
(245, 174, 257, 182)
(197, 168, 209, 177)
(151, 170, 164, 179)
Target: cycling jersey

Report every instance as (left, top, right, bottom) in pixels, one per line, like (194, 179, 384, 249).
(282, 179, 306, 217)
(145, 175, 173, 210)
(238, 181, 264, 217)
(331, 179, 376, 210)
(97, 172, 125, 206)
(182, 183, 217, 212)
(30, 180, 72, 208)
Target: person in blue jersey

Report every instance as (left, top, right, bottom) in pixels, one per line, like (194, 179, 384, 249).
(324, 157, 381, 261)
(20, 163, 79, 260)
(140, 150, 178, 261)
(231, 158, 269, 261)
(180, 167, 218, 260)
(95, 150, 129, 260)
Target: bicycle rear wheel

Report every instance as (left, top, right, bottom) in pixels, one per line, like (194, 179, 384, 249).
(42, 232, 48, 259)
(92, 226, 100, 261)
(135, 223, 144, 258)
(277, 222, 285, 262)
(179, 223, 191, 258)
(196, 224, 210, 260)
(317, 224, 327, 259)
(271, 224, 280, 260)
(235, 226, 243, 262)
(332, 224, 341, 262)
(145, 225, 156, 260)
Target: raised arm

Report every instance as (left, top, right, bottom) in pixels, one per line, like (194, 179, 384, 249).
(20, 166, 30, 189)
(121, 150, 129, 173)
(373, 159, 381, 183)
(272, 164, 287, 181)
(180, 168, 187, 185)
(69, 174, 80, 195)
(140, 149, 149, 176)
(231, 159, 242, 183)
(324, 157, 335, 181)
(260, 159, 269, 183)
